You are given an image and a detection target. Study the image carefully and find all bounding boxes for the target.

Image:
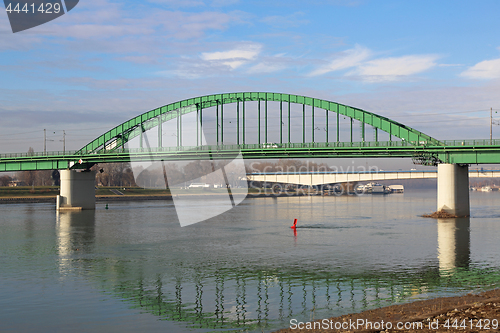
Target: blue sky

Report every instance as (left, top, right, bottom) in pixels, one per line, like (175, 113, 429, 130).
(1, 0, 500, 153)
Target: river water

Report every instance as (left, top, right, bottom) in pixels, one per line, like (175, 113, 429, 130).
(1, 190, 500, 332)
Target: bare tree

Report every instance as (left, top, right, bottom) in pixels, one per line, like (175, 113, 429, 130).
(122, 167, 136, 187)
(94, 162, 138, 187)
(0, 175, 12, 186)
(162, 163, 185, 187)
(36, 170, 53, 186)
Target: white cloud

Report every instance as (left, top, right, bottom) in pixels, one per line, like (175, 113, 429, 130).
(247, 62, 286, 74)
(309, 45, 371, 76)
(310, 46, 439, 82)
(148, 0, 206, 7)
(56, 24, 154, 39)
(245, 53, 296, 74)
(148, 0, 239, 7)
(9, 0, 235, 51)
(351, 55, 439, 82)
(164, 45, 298, 78)
(118, 55, 159, 65)
(461, 58, 500, 79)
(337, 79, 500, 140)
(200, 43, 262, 69)
(211, 0, 240, 6)
(261, 12, 309, 28)
(157, 11, 234, 39)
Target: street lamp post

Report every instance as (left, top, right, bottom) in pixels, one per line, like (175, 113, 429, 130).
(59, 130, 66, 154)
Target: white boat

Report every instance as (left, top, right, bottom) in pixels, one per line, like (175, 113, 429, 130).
(481, 186, 493, 192)
(188, 183, 210, 189)
(371, 184, 390, 194)
(388, 185, 404, 193)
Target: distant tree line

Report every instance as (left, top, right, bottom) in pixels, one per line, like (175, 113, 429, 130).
(246, 160, 332, 173)
(1, 158, 335, 187)
(124, 160, 244, 188)
(92, 163, 136, 187)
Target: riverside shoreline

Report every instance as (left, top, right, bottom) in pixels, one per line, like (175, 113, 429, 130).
(0, 195, 174, 203)
(0, 192, 319, 204)
(274, 289, 500, 333)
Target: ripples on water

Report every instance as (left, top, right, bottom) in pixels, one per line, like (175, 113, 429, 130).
(1, 191, 500, 332)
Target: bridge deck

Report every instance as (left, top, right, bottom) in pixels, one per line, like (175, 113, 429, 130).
(2, 141, 500, 172)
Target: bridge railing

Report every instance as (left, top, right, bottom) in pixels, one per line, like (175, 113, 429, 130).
(101, 141, 414, 154)
(0, 150, 79, 158)
(0, 141, 411, 158)
(3, 139, 500, 159)
(441, 139, 500, 146)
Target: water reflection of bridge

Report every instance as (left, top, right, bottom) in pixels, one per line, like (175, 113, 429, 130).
(53, 211, 498, 331)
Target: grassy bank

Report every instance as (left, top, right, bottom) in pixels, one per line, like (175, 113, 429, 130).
(0, 186, 59, 198)
(0, 186, 173, 198)
(0, 186, 268, 199)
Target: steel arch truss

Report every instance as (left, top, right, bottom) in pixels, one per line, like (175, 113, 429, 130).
(77, 92, 442, 154)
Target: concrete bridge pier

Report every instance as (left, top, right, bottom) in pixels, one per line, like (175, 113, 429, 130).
(437, 163, 470, 217)
(57, 169, 96, 211)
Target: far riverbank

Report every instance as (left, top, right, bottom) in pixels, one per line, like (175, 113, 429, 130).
(0, 185, 327, 204)
(0, 187, 319, 204)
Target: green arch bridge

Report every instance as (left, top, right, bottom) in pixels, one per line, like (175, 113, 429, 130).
(2, 92, 500, 170)
(1, 92, 500, 215)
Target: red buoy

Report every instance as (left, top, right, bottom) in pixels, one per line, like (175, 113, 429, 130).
(291, 218, 297, 229)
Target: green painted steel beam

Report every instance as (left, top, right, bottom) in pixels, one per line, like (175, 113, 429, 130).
(258, 99, 261, 144)
(280, 100, 283, 144)
(237, 99, 240, 145)
(5, 142, 500, 172)
(221, 99, 223, 144)
(265, 97, 268, 143)
(312, 102, 315, 143)
(302, 103, 305, 143)
(336, 104, 340, 143)
(242, 100, 246, 144)
(325, 108, 328, 143)
(288, 100, 291, 143)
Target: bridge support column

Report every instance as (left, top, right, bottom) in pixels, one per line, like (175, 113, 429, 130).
(437, 164, 469, 216)
(57, 170, 96, 211)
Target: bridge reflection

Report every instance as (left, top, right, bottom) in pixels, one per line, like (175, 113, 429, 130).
(54, 211, 494, 331)
(56, 210, 96, 274)
(437, 217, 470, 274)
